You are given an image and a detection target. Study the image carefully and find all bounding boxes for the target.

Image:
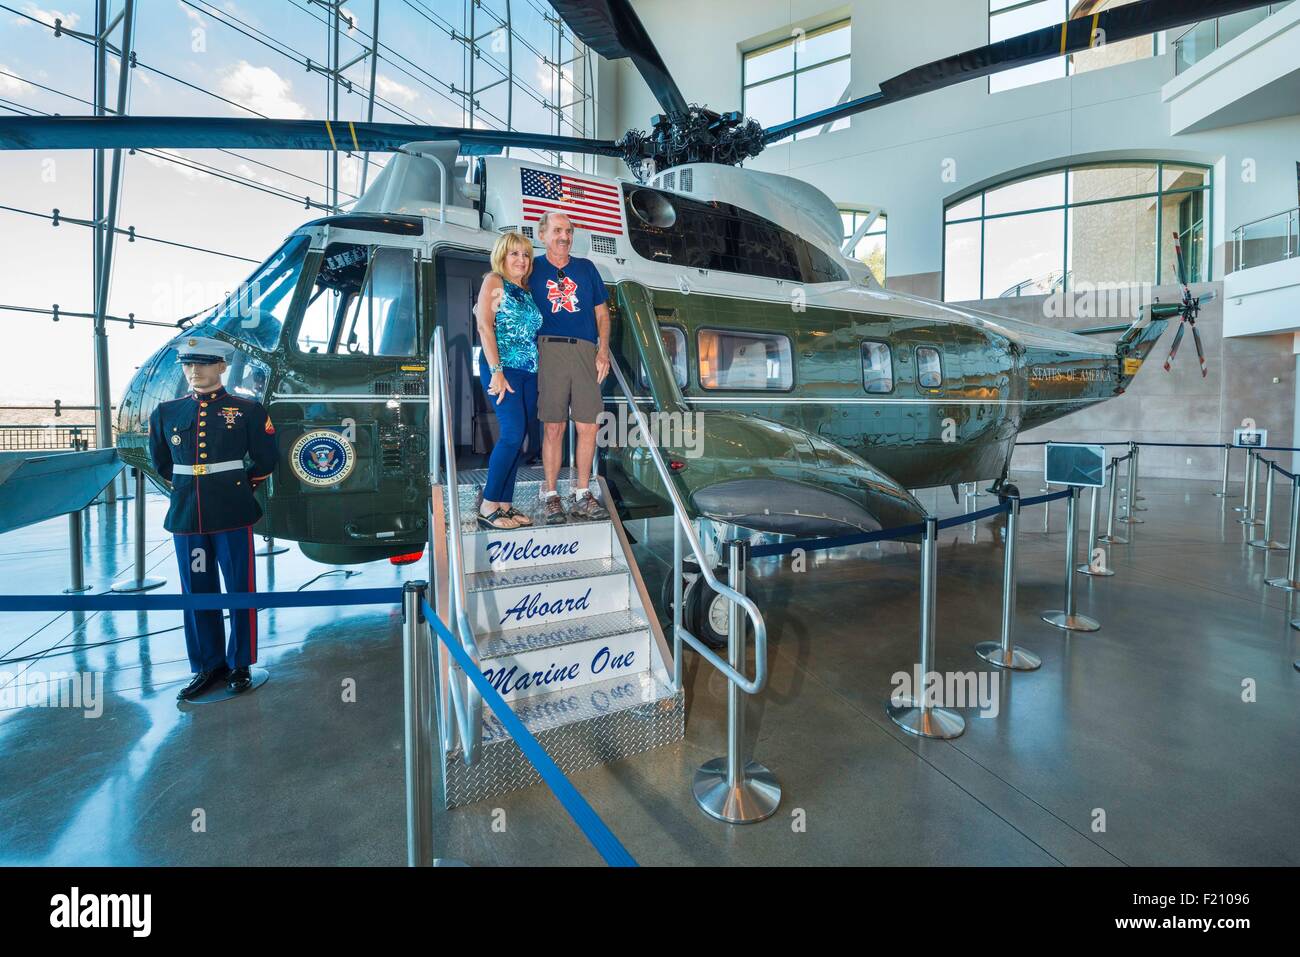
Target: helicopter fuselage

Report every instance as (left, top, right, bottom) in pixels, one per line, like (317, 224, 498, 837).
(113, 155, 1161, 563)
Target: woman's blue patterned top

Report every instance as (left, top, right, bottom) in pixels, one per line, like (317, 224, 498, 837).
(492, 278, 542, 373)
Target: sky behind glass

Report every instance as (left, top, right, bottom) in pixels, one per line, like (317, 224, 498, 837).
(0, 0, 573, 403)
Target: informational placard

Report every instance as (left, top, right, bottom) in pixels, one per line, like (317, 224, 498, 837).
(1044, 442, 1107, 488)
(1233, 428, 1267, 448)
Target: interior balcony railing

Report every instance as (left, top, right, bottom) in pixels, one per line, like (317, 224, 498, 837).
(1233, 207, 1300, 271)
(1173, 2, 1294, 74)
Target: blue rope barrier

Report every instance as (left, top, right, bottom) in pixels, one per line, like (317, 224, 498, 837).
(1018, 489, 1073, 508)
(0, 587, 404, 613)
(422, 599, 637, 868)
(1271, 461, 1296, 482)
(937, 501, 1009, 529)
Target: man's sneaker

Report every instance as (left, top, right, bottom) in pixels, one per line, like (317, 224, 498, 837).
(569, 490, 609, 521)
(543, 493, 567, 525)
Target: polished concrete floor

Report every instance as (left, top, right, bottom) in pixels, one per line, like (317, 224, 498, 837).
(1, 473, 1297, 866)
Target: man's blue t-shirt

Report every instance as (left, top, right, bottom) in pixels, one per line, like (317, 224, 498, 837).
(528, 255, 608, 343)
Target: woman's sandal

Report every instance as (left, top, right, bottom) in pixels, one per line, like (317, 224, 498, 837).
(504, 506, 533, 526)
(477, 507, 517, 530)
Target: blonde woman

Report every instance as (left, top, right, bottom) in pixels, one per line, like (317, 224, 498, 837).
(473, 231, 543, 530)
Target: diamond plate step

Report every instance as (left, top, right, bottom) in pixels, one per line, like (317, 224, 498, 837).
(443, 670, 684, 808)
(465, 556, 627, 592)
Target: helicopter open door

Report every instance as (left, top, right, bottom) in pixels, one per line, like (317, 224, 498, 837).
(431, 247, 497, 461)
(266, 239, 433, 564)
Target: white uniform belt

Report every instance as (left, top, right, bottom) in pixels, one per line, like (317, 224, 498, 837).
(173, 460, 244, 476)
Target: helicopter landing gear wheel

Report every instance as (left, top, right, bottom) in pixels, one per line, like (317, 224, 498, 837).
(661, 559, 730, 651)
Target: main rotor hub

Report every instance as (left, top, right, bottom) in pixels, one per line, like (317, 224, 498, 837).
(617, 106, 766, 178)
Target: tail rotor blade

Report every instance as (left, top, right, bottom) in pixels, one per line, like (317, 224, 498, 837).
(1163, 321, 1188, 372)
(1192, 324, 1208, 378)
(1172, 231, 1189, 287)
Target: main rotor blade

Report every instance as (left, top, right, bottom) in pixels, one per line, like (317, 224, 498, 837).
(0, 115, 624, 156)
(764, 0, 1276, 143)
(549, 0, 689, 116)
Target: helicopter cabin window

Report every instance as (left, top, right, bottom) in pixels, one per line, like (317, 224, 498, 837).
(697, 329, 793, 391)
(210, 233, 310, 350)
(861, 341, 894, 394)
(638, 325, 688, 390)
(622, 185, 847, 284)
(915, 346, 943, 391)
(296, 243, 418, 357)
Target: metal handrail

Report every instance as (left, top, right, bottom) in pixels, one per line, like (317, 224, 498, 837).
(428, 325, 482, 763)
(607, 360, 769, 695)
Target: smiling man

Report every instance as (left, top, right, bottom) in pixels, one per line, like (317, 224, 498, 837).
(148, 336, 278, 700)
(527, 211, 612, 524)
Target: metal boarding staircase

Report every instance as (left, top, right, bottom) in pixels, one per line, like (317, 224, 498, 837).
(426, 299, 770, 811)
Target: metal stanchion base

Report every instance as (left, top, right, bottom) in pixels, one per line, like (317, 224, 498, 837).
(1096, 534, 1128, 545)
(1076, 562, 1115, 577)
(1117, 516, 1144, 525)
(1238, 517, 1264, 527)
(62, 584, 93, 594)
(1213, 491, 1228, 498)
(1041, 610, 1100, 632)
(886, 697, 966, 738)
(256, 542, 289, 556)
(110, 575, 166, 593)
(1265, 577, 1300, 592)
(1247, 538, 1286, 550)
(975, 641, 1041, 671)
(1232, 506, 1248, 513)
(692, 758, 781, 824)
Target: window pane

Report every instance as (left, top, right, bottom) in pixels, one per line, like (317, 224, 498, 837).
(1162, 164, 1209, 192)
(1069, 0, 1152, 74)
(1159, 190, 1207, 284)
(639, 325, 688, 389)
(916, 347, 943, 390)
(742, 75, 794, 133)
(853, 232, 887, 285)
(744, 40, 794, 85)
(212, 234, 309, 350)
(797, 21, 850, 69)
(989, 1, 1066, 92)
(1067, 198, 1157, 287)
(982, 208, 1065, 298)
(1068, 163, 1157, 204)
(867, 212, 887, 235)
(985, 171, 1065, 215)
(946, 196, 982, 222)
(944, 220, 983, 301)
(698, 329, 793, 390)
(861, 341, 894, 393)
(343, 247, 418, 356)
(795, 58, 851, 139)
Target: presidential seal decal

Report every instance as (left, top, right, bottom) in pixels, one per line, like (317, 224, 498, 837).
(291, 430, 355, 487)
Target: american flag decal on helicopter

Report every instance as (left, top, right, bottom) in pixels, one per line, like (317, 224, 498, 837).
(520, 167, 624, 235)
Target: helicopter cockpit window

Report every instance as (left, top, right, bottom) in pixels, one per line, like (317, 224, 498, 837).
(296, 243, 418, 357)
(861, 341, 894, 394)
(697, 328, 793, 391)
(638, 325, 688, 390)
(211, 234, 309, 350)
(916, 346, 943, 391)
(622, 184, 847, 284)
(226, 351, 272, 401)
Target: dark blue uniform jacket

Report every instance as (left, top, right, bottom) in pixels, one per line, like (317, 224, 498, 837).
(148, 387, 278, 534)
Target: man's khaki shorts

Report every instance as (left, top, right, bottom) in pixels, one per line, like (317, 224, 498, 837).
(537, 337, 602, 424)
